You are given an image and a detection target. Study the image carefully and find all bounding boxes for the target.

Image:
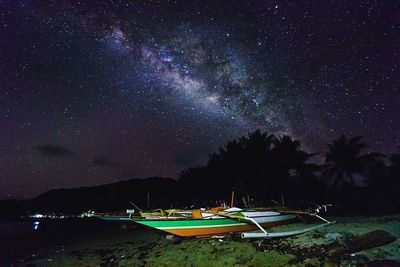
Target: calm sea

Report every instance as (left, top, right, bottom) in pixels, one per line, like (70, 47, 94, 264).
(0, 221, 34, 241)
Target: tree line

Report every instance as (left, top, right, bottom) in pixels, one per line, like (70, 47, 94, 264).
(177, 130, 400, 214)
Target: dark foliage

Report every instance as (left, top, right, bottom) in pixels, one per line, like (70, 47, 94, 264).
(178, 130, 324, 208)
(322, 135, 384, 188)
(178, 131, 398, 213)
(319, 135, 387, 213)
(365, 154, 400, 212)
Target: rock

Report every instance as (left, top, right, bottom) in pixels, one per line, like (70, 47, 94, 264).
(347, 230, 396, 254)
(327, 230, 396, 256)
(365, 260, 400, 267)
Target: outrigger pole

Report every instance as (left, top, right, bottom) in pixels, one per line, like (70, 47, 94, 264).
(241, 212, 334, 239)
(213, 210, 334, 239)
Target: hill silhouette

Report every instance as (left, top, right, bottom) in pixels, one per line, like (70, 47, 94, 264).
(0, 177, 180, 218)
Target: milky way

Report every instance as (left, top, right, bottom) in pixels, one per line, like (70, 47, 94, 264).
(106, 24, 301, 136)
(1, 1, 399, 198)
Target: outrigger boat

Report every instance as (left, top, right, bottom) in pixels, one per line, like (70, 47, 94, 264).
(132, 206, 334, 238)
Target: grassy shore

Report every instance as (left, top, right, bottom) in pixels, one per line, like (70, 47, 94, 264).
(2, 216, 399, 266)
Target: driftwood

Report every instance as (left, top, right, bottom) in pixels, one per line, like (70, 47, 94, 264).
(327, 230, 396, 255)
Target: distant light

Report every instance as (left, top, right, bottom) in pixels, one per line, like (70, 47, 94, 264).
(33, 221, 40, 230)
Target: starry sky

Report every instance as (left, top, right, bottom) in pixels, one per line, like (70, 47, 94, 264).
(1, 1, 399, 199)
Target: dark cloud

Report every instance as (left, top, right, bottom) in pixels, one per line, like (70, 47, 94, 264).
(91, 156, 121, 168)
(36, 144, 73, 157)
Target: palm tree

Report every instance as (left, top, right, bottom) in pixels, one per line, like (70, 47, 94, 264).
(322, 135, 383, 188)
(206, 131, 320, 205)
(178, 130, 324, 206)
(269, 135, 321, 203)
(384, 154, 400, 209)
(388, 154, 400, 179)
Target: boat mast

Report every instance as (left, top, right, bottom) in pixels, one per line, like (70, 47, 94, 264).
(147, 191, 150, 210)
(230, 190, 235, 207)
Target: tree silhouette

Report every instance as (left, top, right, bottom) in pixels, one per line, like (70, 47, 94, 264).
(254, 135, 323, 205)
(388, 154, 400, 181)
(322, 135, 384, 188)
(387, 154, 400, 209)
(178, 130, 321, 207)
(361, 153, 400, 213)
(271, 135, 323, 203)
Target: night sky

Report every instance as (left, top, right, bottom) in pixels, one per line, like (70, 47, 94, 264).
(1, 1, 399, 199)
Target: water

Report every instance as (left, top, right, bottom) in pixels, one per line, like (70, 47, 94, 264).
(0, 218, 121, 261)
(0, 221, 35, 241)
